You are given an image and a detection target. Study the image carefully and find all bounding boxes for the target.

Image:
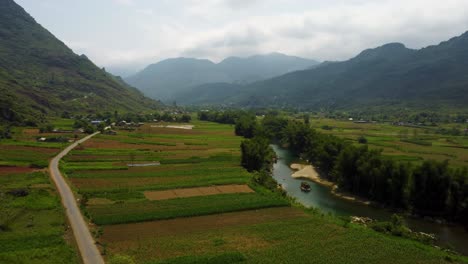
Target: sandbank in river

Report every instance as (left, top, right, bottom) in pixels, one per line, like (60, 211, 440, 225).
(290, 163, 372, 205)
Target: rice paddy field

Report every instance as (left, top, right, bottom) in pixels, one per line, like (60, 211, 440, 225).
(0, 123, 80, 263)
(311, 119, 468, 168)
(61, 119, 467, 264)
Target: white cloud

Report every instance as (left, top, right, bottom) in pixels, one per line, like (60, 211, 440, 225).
(22, 0, 468, 72)
(111, 0, 134, 6)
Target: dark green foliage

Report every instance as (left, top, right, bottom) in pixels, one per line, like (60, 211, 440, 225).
(370, 214, 411, 237)
(370, 214, 437, 244)
(183, 33, 468, 111)
(240, 137, 274, 172)
(0, 0, 158, 125)
(412, 161, 452, 215)
(259, 116, 468, 224)
(0, 126, 12, 139)
(358, 136, 368, 144)
(253, 170, 278, 191)
(39, 123, 54, 133)
(234, 115, 257, 138)
(73, 119, 95, 134)
(198, 110, 244, 124)
(154, 112, 192, 123)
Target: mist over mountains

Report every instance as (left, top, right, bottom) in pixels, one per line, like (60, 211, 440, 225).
(125, 53, 318, 101)
(171, 32, 468, 110)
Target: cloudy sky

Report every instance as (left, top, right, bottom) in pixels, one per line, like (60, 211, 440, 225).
(16, 0, 468, 76)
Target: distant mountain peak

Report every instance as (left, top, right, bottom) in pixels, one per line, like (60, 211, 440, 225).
(353, 42, 413, 61)
(127, 53, 319, 101)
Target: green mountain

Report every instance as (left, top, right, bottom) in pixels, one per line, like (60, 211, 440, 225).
(125, 53, 318, 102)
(0, 0, 158, 124)
(174, 82, 243, 105)
(178, 32, 468, 111)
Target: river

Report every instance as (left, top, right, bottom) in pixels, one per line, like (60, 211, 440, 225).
(271, 144, 468, 256)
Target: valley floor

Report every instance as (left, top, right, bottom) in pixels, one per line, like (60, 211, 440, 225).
(61, 120, 467, 264)
(1, 119, 466, 263)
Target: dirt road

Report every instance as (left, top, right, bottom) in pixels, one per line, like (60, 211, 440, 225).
(49, 132, 104, 264)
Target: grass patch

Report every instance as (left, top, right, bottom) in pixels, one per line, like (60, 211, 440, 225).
(0, 171, 78, 263)
(148, 252, 246, 264)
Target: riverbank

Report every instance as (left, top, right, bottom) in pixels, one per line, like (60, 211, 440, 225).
(290, 163, 372, 206)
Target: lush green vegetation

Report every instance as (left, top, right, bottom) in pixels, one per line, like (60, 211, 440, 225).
(240, 137, 275, 172)
(61, 121, 270, 208)
(0, 125, 79, 263)
(107, 212, 468, 264)
(177, 32, 468, 112)
(259, 114, 468, 226)
(87, 192, 288, 225)
(310, 118, 468, 168)
(0, 0, 158, 125)
(55, 117, 467, 263)
(0, 172, 79, 263)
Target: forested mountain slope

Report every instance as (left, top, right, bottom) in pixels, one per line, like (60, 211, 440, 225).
(178, 32, 468, 110)
(0, 0, 158, 124)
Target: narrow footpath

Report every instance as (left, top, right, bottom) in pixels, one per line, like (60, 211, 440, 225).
(49, 132, 104, 264)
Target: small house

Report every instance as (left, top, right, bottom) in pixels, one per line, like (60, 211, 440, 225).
(91, 120, 103, 125)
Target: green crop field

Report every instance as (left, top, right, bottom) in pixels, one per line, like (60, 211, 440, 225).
(110, 213, 467, 264)
(87, 192, 289, 225)
(0, 172, 79, 264)
(56, 119, 468, 263)
(311, 118, 468, 168)
(0, 127, 81, 263)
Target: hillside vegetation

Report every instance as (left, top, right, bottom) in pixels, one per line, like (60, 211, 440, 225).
(0, 0, 158, 125)
(175, 32, 468, 111)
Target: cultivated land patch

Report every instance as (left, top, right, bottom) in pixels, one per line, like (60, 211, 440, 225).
(0, 166, 35, 175)
(0, 172, 79, 263)
(314, 118, 468, 167)
(58, 120, 467, 263)
(143, 184, 254, 200)
(101, 207, 305, 243)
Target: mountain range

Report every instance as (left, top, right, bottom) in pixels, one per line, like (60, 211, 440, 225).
(0, 0, 158, 124)
(3, 0, 468, 123)
(125, 53, 318, 101)
(173, 32, 468, 110)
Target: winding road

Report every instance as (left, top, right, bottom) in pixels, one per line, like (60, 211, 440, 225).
(49, 132, 104, 264)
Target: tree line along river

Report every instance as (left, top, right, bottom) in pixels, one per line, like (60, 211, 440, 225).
(271, 144, 468, 256)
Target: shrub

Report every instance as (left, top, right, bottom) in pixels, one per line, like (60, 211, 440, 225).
(253, 170, 277, 191)
(358, 136, 368, 144)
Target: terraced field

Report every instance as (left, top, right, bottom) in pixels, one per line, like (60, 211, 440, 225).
(62, 119, 467, 264)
